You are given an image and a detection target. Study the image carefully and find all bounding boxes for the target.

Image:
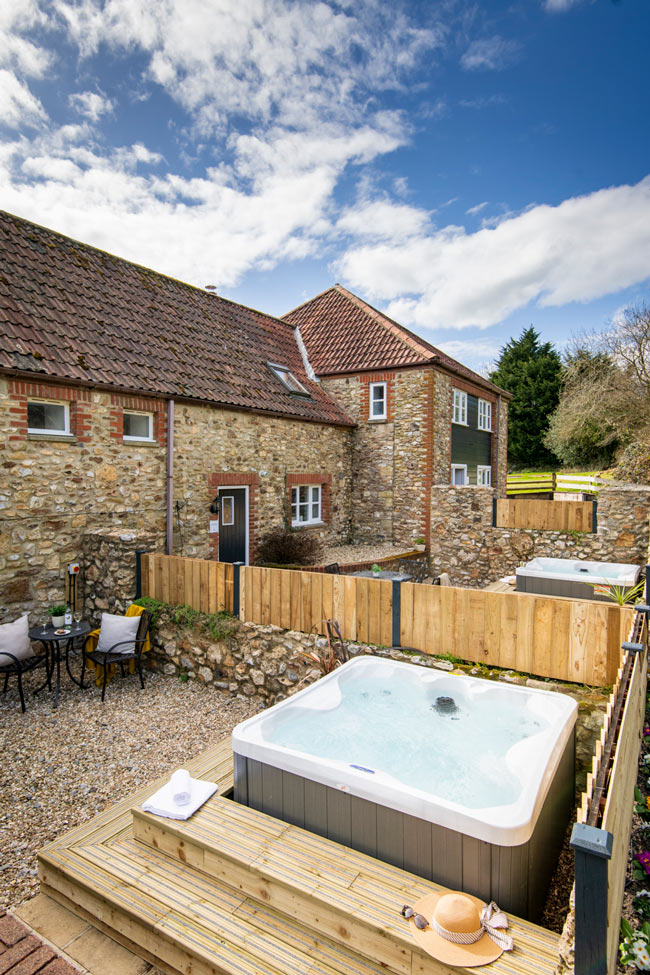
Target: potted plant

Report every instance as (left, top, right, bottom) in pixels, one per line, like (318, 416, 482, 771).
(49, 604, 67, 628)
(413, 537, 426, 552)
(371, 563, 381, 578)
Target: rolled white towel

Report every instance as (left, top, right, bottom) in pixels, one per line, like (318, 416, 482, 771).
(170, 768, 192, 806)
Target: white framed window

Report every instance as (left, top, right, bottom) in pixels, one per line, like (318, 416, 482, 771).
(369, 381, 387, 420)
(477, 465, 492, 486)
(451, 464, 467, 486)
(123, 410, 153, 441)
(452, 389, 467, 425)
(268, 362, 310, 396)
(478, 399, 492, 431)
(27, 400, 70, 436)
(291, 485, 322, 526)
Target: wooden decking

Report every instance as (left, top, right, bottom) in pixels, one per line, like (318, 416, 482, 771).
(38, 738, 562, 975)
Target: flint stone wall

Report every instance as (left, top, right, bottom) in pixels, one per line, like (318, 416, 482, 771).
(429, 483, 650, 587)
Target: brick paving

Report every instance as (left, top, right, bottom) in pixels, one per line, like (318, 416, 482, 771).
(0, 910, 77, 975)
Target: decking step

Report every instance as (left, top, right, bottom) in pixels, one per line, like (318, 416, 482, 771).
(40, 832, 391, 975)
(132, 794, 561, 975)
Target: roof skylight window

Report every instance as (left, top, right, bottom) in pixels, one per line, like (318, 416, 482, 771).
(267, 362, 310, 396)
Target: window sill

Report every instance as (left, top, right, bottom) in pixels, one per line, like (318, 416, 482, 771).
(28, 433, 76, 443)
(291, 521, 325, 530)
(122, 439, 159, 447)
(451, 421, 468, 427)
(478, 427, 493, 433)
(368, 417, 388, 424)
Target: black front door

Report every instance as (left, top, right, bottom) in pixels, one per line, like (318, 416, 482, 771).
(218, 488, 247, 563)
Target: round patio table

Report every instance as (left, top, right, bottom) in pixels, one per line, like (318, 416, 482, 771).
(29, 620, 91, 709)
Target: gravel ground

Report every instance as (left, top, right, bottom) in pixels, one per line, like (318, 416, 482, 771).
(0, 663, 261, 911)
(320, 541, 413, 564)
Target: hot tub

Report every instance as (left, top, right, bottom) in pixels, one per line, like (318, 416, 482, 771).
(516, 557, 641, 600)
(232, 657, 576, 919)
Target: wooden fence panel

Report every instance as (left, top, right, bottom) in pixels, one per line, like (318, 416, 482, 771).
(496, 498, 594, 532)
(602, 648, 647, 973)
(141, 554, 233, 613)
(142, 556, 631, 687)
(398, 583, 631, 685)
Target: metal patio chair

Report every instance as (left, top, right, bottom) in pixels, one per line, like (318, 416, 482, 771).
(80, 610, 152, 703)
(397, 559, 427, 583)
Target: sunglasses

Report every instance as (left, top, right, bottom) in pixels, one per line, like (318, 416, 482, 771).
(400, 905, 429, 930)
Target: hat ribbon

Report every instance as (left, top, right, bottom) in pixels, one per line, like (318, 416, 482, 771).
(431, 901, 514, 952)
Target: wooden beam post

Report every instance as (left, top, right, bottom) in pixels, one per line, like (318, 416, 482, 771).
(592, 498, 598, 533)
(571, 822, 613, 975)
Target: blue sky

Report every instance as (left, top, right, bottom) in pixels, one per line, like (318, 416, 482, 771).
(2, 0, 649, 374)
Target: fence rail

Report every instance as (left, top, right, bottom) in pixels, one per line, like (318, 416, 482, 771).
(506, 471, 604, 496)
(495, 497, 595, 532)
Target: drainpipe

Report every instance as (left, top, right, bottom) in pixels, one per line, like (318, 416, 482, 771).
(166, 399, 174, 555)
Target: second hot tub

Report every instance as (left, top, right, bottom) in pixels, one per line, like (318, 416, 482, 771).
(232, 656, 576, 920)
(516, 556, 641, 600)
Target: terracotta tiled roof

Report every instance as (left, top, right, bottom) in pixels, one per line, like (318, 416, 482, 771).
(283, 285, 508, 396)
(0, 212, 353, 426)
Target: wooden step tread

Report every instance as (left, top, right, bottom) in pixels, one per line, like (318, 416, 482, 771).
(132, 796, 561, 975)
(40, 831, 391, 975)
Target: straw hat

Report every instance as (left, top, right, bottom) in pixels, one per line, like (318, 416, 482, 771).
(405, 890, 514, 967)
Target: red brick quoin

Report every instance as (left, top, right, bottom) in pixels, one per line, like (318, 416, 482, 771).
(359, 372, 395, 423)
(207, 472, 260, 562)
(286, 473, 332, 527)
(8, 381, 91, 443)
(109, 393, 167, 445)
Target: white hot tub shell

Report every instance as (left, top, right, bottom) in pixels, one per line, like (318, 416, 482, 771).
(232, 657, 577, 919)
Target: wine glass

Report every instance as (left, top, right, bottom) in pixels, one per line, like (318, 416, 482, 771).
(73, 608, 83, 625)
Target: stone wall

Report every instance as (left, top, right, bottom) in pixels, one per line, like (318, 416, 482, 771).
(323, 369, 431, 547)
(429, 483, 650, 587)
(0, 377, 352, 620)
(82, 528, 159, 620)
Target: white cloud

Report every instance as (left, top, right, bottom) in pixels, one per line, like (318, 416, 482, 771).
(0, 0, 444, 288)
(461, 36, 520, 71)
(543, 0, 587, 11)
(0, 69, 46, 128)
(69, 90, 114, 122)
(466, 201, 488, 216)
(0, 1, 51, 76)
(337, 198, 432, 242)
(335, 177, 650, 330)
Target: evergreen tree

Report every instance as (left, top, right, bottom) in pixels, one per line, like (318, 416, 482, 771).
(489, 326, 562, 467)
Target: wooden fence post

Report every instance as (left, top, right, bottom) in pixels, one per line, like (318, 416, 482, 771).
(392, 580, 401, 648)
(492, 497, 498, 528)
(571, 822, 613, 975)
(592, 498, 598, 533)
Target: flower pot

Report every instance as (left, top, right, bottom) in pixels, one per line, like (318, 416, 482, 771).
(414, 544, 426, 553)
(372, 571, 381, 578)
(51, 615, 65, 627)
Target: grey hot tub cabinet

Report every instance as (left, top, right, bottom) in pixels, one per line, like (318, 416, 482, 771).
(233, 730, 575, 922)
(516, 574, 603, 600)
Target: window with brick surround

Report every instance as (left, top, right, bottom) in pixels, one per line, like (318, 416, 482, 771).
(478, 399, 492, 431)
(452, 389, 467, 425)
(369, 381, 387, 420)
(291, 485, 322, 526)
(123, 410, 154, 441)
(27, 400, 70, 436)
